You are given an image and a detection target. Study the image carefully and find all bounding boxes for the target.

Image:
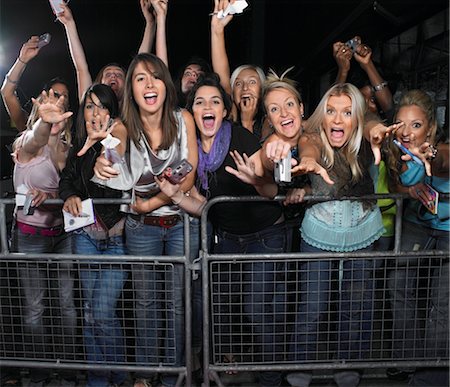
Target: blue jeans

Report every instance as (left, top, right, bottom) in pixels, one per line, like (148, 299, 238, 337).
(74, 230, 128, 387)
(292, 240, 377, 362)
(215, 221, 287, 386)
(13, 223, 76, 382)
(388, 220, 449, 360)
(126, 215, 199, 386)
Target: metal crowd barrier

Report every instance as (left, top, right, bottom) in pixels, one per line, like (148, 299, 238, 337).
(0, 198, 194, 386)
(199, 195, 449, 386)
(0, 194, 448, 387)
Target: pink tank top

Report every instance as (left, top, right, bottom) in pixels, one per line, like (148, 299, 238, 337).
(14, 145, 63, 228)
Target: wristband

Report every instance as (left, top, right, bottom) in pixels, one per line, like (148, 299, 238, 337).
(18, 57, 28, 65)
(372, 81, 388, 92)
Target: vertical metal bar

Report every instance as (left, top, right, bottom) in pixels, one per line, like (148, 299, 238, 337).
(0, 201, 9, 254)
(183, 213, 192, 387)
(393, 197, 404, 253)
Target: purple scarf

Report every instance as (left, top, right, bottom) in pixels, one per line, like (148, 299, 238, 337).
(197, 120, 232, 191)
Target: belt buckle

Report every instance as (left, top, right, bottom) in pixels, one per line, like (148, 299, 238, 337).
(159, 216, 171, 228)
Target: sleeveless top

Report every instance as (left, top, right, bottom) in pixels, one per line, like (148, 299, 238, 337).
(14, 145, 63, 228)
(91, 110, 189, 216)
(300, 144, 384, 252)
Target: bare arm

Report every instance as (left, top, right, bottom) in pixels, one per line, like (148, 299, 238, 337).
(19, 91, 73, 160)
(333, 41, 352, 84)
(1, 36, 41, 132)
(354, 42, 393, 113)
(58, 3, 92, 103)
(151, 0, 169, 66)
(211, 0, 233, 95)
(138, 0, 156, 54)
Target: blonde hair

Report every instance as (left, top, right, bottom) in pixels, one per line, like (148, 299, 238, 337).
(306, 83, 366, 181)
(230, 64, 266, 92)
(262, 67, 302, 112)
(396, 89, 438, 143)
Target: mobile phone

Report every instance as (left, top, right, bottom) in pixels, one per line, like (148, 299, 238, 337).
(165, 159, 193, 184)
(49, 0, 65, 14)
(37, 33, 51, 49)
(419, 184, 439, 215)
(23, 194, 35, 216)
(345, 37, 360, 53)
(393, 139, 424, 165)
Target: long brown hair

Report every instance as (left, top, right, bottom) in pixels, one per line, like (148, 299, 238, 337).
(122, 53, 178, 150)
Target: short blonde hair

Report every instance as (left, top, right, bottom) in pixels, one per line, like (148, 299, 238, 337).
(262, 67, 302, 113)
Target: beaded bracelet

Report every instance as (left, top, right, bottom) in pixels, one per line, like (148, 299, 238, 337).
(372, 81, 388, 92)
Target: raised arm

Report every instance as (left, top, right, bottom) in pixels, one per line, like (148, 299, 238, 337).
(18, 90, 73, 160)
(1, 36, 42, 132)
(333, 41, 353, 84)
(58, 3, 93, 103)
(211, 0, 233, 95)
(138, 0, 156, 54)
(151, 0, 169, 66)
(354, 40, 393, 113)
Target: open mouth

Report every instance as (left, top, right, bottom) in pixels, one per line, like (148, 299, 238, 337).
(202, 113, 216, 129)
(330, 128, 345, 141)
(144, 92, 157, 105)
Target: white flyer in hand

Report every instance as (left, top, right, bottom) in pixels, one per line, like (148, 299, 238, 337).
(217, 0, 248, 18)
(15, 184, 28, 206)
(101, 134, 123, 164)
(63, 198, 95, 232)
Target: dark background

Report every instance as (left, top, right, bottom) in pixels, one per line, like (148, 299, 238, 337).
(0, 0, 448, 178)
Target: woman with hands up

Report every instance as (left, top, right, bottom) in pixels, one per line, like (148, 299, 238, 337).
(211, 0, 270, 139)
(11, 89, 76, 386)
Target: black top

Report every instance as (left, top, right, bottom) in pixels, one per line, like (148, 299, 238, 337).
(59, 142, 124, 230)
(199, 124, 282, 234)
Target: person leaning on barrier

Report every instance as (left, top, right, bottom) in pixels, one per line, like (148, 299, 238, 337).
(281, 83, 399, 387)
(333, 36, 397, 252)
(92, 53, 198, 387)
(59, 83, 129, 387)
(382, 89, 449, 386)
(156, 72, 287, 387)
(11, 89, 77, 387)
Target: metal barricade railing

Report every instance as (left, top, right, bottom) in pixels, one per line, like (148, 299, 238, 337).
(0, 194, 448, 386)
(0, 198, 194, 387)
(199, 194, 449, 386)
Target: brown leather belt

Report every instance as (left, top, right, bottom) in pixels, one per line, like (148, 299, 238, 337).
(129, 214, 181, 228)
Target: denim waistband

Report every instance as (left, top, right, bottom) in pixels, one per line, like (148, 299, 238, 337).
(217, 220, 287, 243)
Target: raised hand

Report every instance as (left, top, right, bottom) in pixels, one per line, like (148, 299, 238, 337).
(225, 150, 259, 185)
(292, 156, 334, 185)
(333, 41, 352, 74)
(150, 0, 168, 19)
(77, 116, 116, 157)
(369, 121, 404, 165)
(33, 89, 73, 125)
(19, 36, 41, 63)
(211, 0, 234, 31)
(57, 2, 74, 25)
